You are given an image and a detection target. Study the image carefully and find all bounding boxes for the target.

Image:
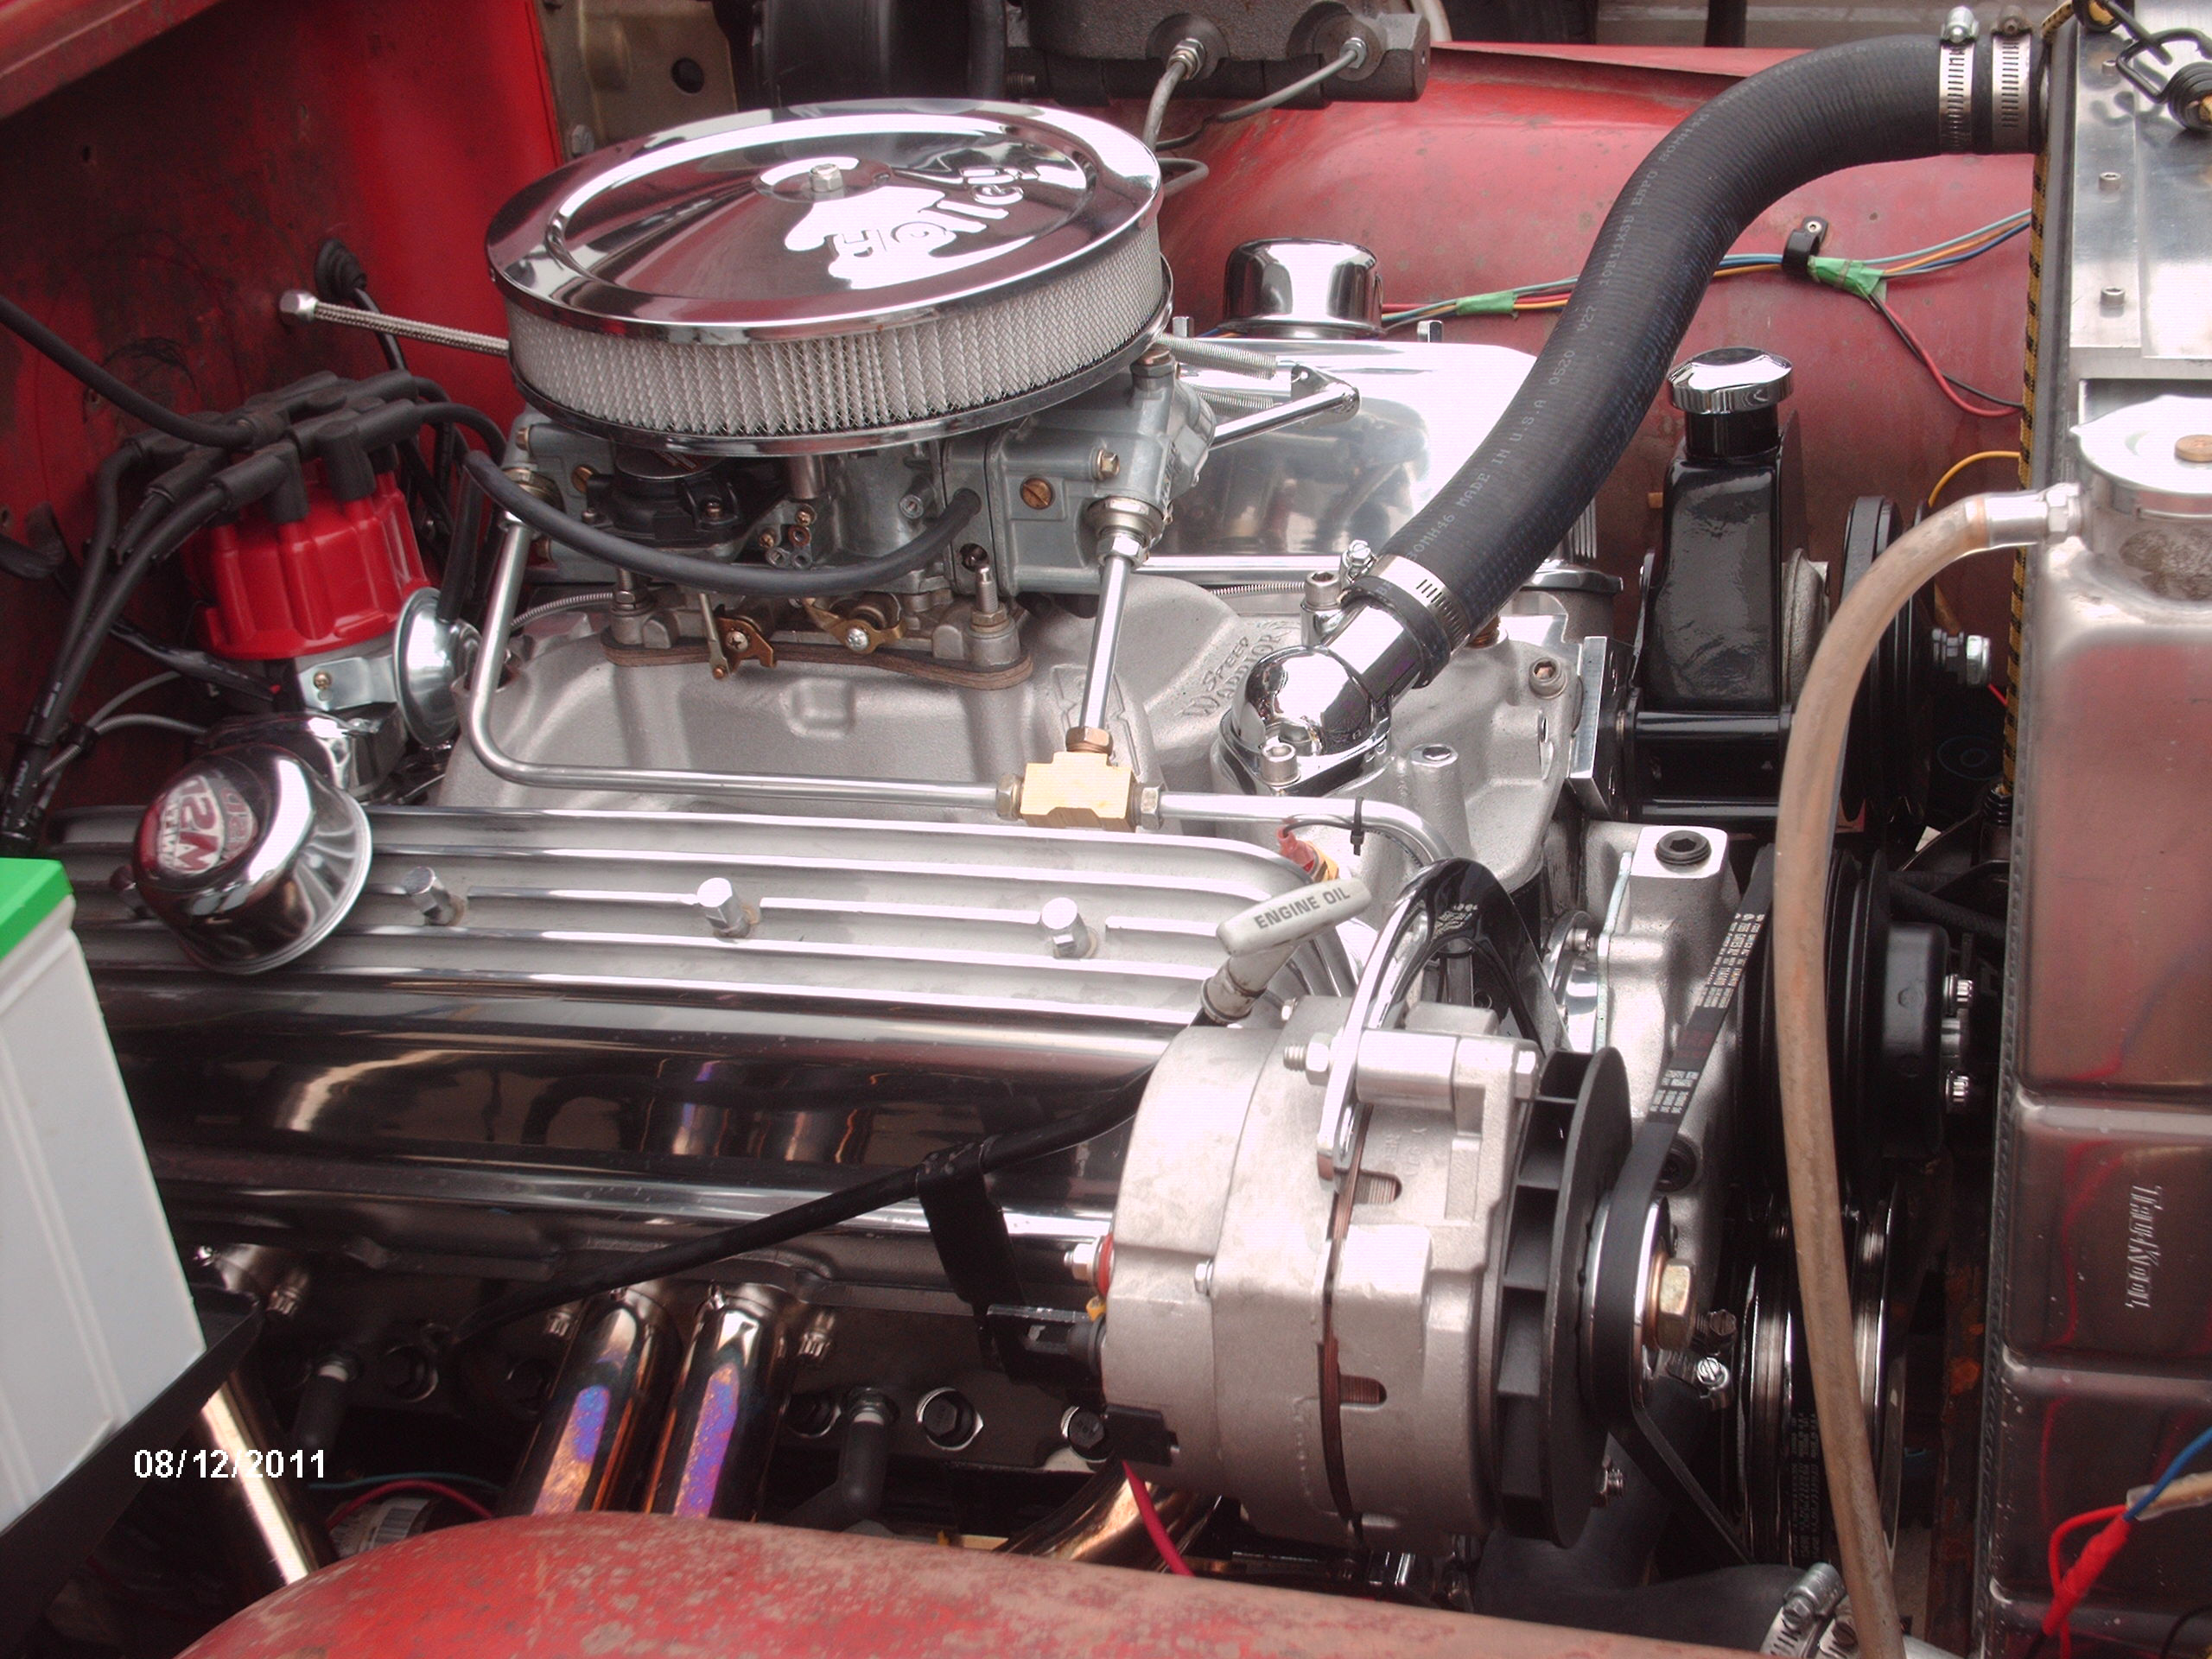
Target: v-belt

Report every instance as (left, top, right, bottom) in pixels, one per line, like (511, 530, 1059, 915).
(1586, 845, 1775, 1565)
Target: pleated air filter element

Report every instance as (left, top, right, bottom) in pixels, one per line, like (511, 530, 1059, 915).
(488, 105, 1166, 454)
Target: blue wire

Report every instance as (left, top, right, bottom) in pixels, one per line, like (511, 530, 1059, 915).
(2126, 1425, 2212, 1519)
(1880, 217, 2033, 276)
(1872, 210, 2031, 265)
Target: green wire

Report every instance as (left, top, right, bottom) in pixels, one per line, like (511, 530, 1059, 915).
(1386, 210, 2031, 327)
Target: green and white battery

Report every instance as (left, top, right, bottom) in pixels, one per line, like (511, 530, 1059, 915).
(0, 858, 202, 1529)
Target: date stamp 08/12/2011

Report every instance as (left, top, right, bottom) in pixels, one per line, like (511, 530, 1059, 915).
(132, 1449, 327, 1481)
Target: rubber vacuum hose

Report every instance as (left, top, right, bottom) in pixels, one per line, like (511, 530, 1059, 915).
(1775, 487, 2067, 1659)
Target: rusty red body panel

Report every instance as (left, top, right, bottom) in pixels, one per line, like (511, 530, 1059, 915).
(180, 1512, 1751, 1659)
(0, 0, 558, 813)
(0, 0, 229, 124)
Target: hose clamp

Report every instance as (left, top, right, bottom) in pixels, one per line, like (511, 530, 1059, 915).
(1349, 554, 1472, 678)
(1938, 34, 1975, 151)
(1990, 29, 2036, 149)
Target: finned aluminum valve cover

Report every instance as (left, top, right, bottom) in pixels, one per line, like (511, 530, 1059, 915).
(488, 104, 1166, 454)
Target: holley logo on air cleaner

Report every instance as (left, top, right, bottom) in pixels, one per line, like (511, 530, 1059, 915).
(772, 156, 1035, 290)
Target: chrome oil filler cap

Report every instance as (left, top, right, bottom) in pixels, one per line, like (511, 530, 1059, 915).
(131, 745, 372, 975)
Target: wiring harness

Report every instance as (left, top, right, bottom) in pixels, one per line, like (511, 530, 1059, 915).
(1384, 210, 2032, 417)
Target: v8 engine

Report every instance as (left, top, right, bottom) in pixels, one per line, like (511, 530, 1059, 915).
(1, 8, 2207, 1659)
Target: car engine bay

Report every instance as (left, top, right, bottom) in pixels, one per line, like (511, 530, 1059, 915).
(0, 2, 2206, 1656)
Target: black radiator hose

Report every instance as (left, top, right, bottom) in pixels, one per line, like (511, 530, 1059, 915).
(1365, 34, 2041, 641)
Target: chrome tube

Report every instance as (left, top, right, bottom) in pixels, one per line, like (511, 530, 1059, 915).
(1154, 789, 1453, 864)
(503, 1285, 676, 1515)
(197, 1376, 334, 1590)
(466, 521, 1002, 813)
(468, 520, 1448, 873)
(645, 1285, 800, 1520)
(1077, 533, 1142, 734)
(1205, 364, 1360, 448)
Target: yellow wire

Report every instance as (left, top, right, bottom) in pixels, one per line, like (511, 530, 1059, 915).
(1927, 449, 2023, 507)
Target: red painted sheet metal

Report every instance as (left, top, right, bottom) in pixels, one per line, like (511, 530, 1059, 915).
(0, 0, 559, 813)
(182, 1511, 1738, 1659)
(0, 0, 228, 124)
(1160, 43, 2034, 639)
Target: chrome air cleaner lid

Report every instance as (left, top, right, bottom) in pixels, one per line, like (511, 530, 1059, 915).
(488, 102, 1166, 454)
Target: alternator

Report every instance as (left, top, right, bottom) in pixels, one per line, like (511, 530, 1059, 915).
(1102, 861, 1631, 1554)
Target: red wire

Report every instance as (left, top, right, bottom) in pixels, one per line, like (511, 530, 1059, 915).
(326, 1478, 495, 1528)
(2046, 1505, 2132, 1659)
(1873, 296, 2019, 420)
(1123, 1462, 1194, 1576)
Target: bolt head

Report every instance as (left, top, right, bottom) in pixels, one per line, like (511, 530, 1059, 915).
(1062, 1406, 1110, 1457)
(918, 1389, 979, 1448)
(311, 670, 334, 691)
(1302, 1033, 1333, 1084)
(842, 626, 872, 652)
(1094, 450, 1122, 481)
(696, 875, 756, 939)
(1257, 735, 1300, 788)
(1654, 830, 1710, 869)
(1040, 894, 1093, 958)
(1650, 1259, 1695, 1351)
(898, 493, 925, 520)
(1595, 1460, 1627, 1502)
(2177, 433, 2212, 465)
(1019, 476, 1056, 512)
(1529, 657, 1565, 696)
